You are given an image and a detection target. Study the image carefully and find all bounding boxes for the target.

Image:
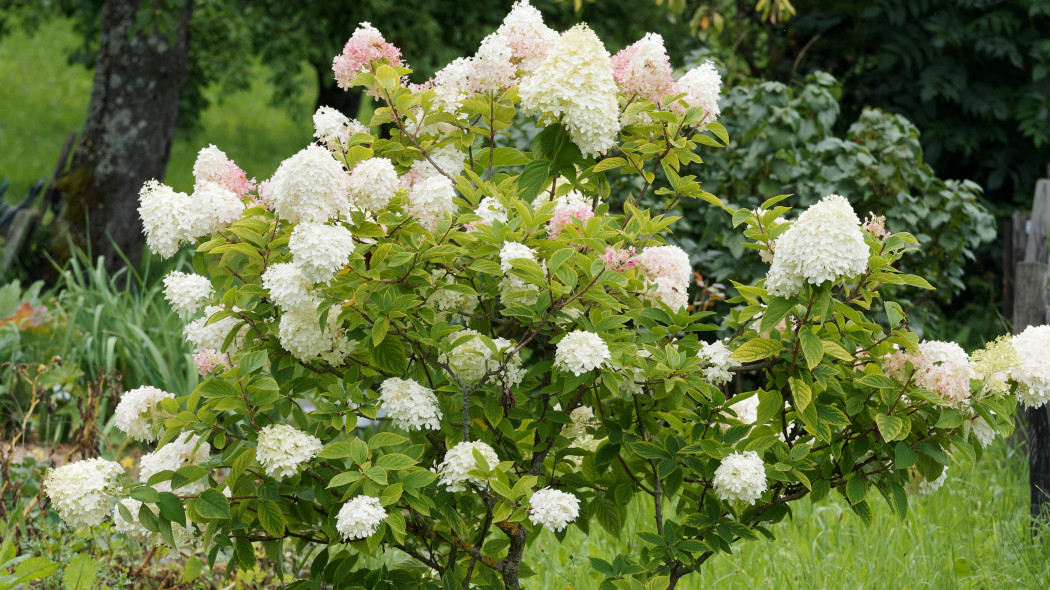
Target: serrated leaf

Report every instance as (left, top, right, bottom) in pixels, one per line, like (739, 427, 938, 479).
(731, 338, 783, 362)
(799, 328, 823, 370)
(759, 297, 795, 334)
(790, 377, 812, 410)
(258, 500, 286, 536)
(876, 414, 908, 442)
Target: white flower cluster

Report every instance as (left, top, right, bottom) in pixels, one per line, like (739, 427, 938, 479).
(729, 395, 759, 426)
(256, 424, 323, 480)
(712, 451, 767, 504)
(499, 240, 540, 304)
(348, 157, 399, 212)
(400, 145, 465, 190)
(1011, 325, 1050, 408)
(442, 329, 524, 387)
(138, 180, 243, 258)
(407, 175, 457, 230)
(563, 405, 603, 461)
(114, 386, 175, 442)
(379, 378, 442, 431)
(138, 432, 211, 495)
(519, 24, 621, 158)
(884, 340, 972, 407)
(44, 458, 124, 528)
(675, 62, 722, 124)
(697, 341, 740, 385)
(277, 302, 353, 364)
(438, 440, 500, 492)
(313, 105, 370, 150)
(336, 496, 388, 541)
(184, 305, 247, 355)
(612, 33, 675, 105)
(499, 241, 536, 272)
(637, 245, 692, 310)
(905, 467, 947, 497)
(554, 331, 611, 375)
(268, 144, 351, 223)
(528, 487, 580, 532)
(162, 271, 213, 316)
(262, 263, 317, 311)
(289, 221, 355, 284)
(765, 194, 870, 298)
(470, 197, 508, 229)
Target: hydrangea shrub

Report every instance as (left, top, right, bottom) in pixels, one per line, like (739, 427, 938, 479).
(44, 2, 1043, 589)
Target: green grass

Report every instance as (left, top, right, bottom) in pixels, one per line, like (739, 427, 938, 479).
(0, 18, 314, 201)
(529, 440, 1050, 589)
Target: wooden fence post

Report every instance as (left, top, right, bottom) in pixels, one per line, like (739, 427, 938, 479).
(1013, 169, 1050, 521)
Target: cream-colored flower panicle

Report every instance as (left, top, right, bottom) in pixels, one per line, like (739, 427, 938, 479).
(519, 24, 621, 158)
(138, 432, 211, 494)
(256, 424, 323, 480)
(268, 144, 351, 223)
(44, 458, 124, 528)
(163, 270, 213, 316)
(1011, 325, 1050, 408)
(765, 195, 870, 297)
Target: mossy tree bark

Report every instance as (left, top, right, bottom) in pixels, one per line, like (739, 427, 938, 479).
(52, 0, 193, 272)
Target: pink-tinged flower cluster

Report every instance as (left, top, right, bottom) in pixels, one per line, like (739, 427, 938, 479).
(611, 33, 675, 105)
(496, 0, 560, 73)
(194, 349, 229, 376)
(602, 246, 639, 272)
(671, 61, 722, 123)
(885, 341, 972, 407)
(193, 145, 256, 197)
(637, 245, 692, 310)
(333, 22, 404, 92)
(548, 202, 594, 237)
(863, 212, 889, 239)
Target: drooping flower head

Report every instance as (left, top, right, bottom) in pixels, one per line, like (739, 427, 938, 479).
(378, 378, 442, 431)
(765, 195, 869, 297)
(256, 424, 323, 480)
(44, 458, 124, 528)
(712, 451, 767, 504)
(437, 440, 500, 492)
(519, 24, 621, 158)
(138, 180, 190, 258)
(905, 466, 947, 497)
(528, 487, 580, 531)
(336, 496, 388, 540)
(114, 386, 175, 442)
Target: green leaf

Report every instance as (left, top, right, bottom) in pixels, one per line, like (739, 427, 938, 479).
(9, 557, 59, 587)
(517, 159, 550, 203)
(894, 442, 917, 469)
(380, 483, 404, 506)
(234, 537, 256, 569)
(375, 453, 416, 470)
(191, 489, 230, 520)
(760, 297, 795, 334)
(547, 248, 575, 275)
(857, 374, 897, 389)
(62, 554, 95, 590)
(790, 377, 812, 411)
(182, 556, 203, 583)
(798, 328, 824, 370)
(157, 492, 186, 526)
(731, 338, 783, 362)
(319, 441, 358, 460)
(368, 432, 409, 449)
(876, 414, 908, 442)
(372, 318, 390, 346)
(845, 477, 868, 505)
(373, 337, 408, 375)
(130, 485, 161, 504)
(885, 301, 905, 329)
(258, 500, 286, 536)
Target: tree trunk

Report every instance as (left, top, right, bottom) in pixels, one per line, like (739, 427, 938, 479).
(51, 0, 193, 272)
